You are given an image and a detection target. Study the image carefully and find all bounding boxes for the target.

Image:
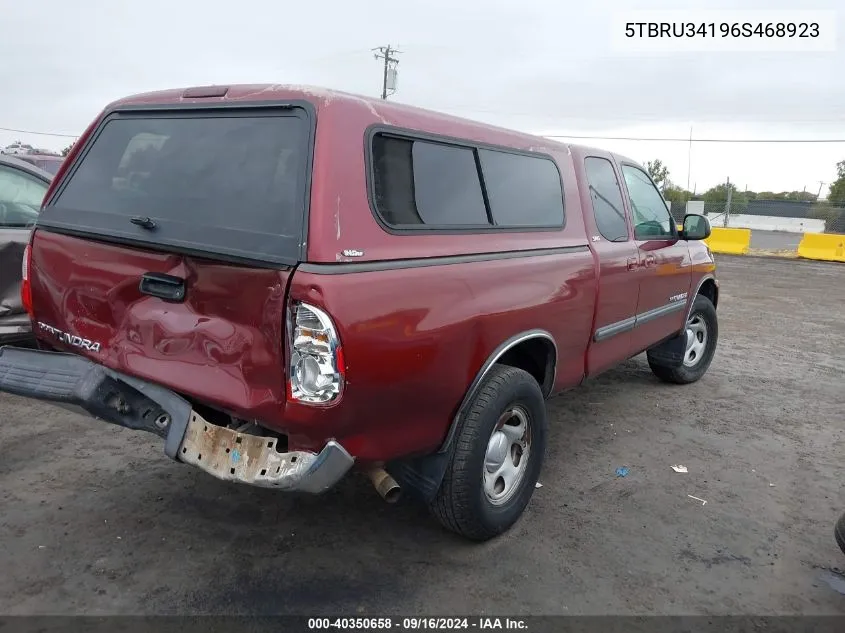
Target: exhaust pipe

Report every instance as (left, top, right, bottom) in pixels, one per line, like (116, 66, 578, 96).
(368, 468, 401, 503)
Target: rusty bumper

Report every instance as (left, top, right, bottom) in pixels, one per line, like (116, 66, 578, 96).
(0, 346, 354, 493)
(179, 411, 354, 492)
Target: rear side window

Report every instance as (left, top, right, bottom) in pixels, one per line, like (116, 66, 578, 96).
(479, 150, 564, 227)
(43, 109, 311, 265)
(412, 141, 489, 225)
(584, 157, 629, 242)
(371, 132, 564, 230)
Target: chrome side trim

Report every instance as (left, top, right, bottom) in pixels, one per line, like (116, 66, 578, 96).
(635, 300, 685, 326)
(439, 329, 557, 453)
(593, 300, 686, 343)
(593, 317, 636, 343)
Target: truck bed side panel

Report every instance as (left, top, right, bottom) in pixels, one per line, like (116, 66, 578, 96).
(283, 249, 596, 461)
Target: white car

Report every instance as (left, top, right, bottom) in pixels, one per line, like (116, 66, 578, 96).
(2, 142, 34, 156)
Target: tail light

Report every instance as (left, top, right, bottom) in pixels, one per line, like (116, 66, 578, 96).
(288, 302, 345, 404)
(21, 243, 33, 318)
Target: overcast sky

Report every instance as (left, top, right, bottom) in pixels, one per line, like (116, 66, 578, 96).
(2, 0, 842, 194)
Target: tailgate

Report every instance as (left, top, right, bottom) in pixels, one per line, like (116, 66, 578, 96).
(30, 230, 292, 420)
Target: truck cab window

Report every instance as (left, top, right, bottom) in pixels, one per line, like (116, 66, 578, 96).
(621, 165, 675, 240)
(584, 157, 628, 241)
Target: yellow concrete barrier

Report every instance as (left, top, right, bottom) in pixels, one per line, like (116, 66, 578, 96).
(797, 232, 845, 263)
(703, 227, 751, 255)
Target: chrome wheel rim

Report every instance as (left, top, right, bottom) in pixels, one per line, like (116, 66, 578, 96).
(483, 406, 531, 506)
(684, 314, 708, 367)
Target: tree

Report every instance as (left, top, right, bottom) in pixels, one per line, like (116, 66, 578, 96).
(702, 182, 738, 203)
(645, 159, 669, 190)
(663, 185, 692, 204)
(828, 160, 845, 205)
(757, 190, 818, 202)
(702, 182, 748, 214)
(786, 191, 817, 202)
(61, 142, 74, 157)
(809, 199, 845, 233)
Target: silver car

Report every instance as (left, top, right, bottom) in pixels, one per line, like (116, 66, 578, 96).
(0, 154, 52, 344)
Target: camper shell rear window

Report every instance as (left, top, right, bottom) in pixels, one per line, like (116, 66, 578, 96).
(41, 106, 313, 266)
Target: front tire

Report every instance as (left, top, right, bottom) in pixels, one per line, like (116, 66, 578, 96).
(429, 365, 547, 541)
(648, 294, 718, 384)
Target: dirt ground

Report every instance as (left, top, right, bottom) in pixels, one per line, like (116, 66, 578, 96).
(1, 255, 844, 616)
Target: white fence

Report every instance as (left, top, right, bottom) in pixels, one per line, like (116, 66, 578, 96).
(703, 213, 825, 234)
(666, 201, 824, 234)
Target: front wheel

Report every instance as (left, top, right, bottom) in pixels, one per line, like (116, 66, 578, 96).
(429, 365, 547, 541)
(648, 294, 718, 384)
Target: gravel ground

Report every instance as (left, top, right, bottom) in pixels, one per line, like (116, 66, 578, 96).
(1, 255, 844, 616)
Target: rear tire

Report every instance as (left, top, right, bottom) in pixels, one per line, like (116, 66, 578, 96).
(429, 365, 547, 541)
(836, 512, 845, 556)
(648, 294, 718, 385)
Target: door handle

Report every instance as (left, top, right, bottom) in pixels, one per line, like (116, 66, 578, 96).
(645, 255, 656, 267)
(139, 272, 186, 303)
(626, 257, 639, 271)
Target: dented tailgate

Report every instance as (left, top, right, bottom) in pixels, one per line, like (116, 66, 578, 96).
(29, 230, 292, 422)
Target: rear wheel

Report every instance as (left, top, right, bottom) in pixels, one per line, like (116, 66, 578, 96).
(429, 365, 547, 541)
(836, 512, 845, 556)
(648, 294, 718, 384)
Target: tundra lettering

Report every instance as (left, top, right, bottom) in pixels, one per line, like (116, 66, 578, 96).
(37, 322, 102, 352)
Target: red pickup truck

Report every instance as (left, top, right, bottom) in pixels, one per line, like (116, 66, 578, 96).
(0, 85, 718, 541)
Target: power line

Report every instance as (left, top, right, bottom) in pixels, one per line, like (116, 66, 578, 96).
(543, 133, 845, 143)
(0, 125, 78, 138)
(434, 104, 845, 124)
(6, 106, 842, 144)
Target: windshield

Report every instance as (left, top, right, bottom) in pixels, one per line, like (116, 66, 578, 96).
(42, 108, 311, 265)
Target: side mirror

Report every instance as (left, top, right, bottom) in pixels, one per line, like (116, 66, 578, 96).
(682, 214, 711, 241)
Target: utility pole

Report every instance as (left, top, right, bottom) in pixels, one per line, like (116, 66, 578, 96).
(373, 45, 401, 100)
(724, 176, 732, 227)
(817, 181, 826, 199)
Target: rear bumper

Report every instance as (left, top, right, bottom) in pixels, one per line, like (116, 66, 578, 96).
(0, 346, 353, 493)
